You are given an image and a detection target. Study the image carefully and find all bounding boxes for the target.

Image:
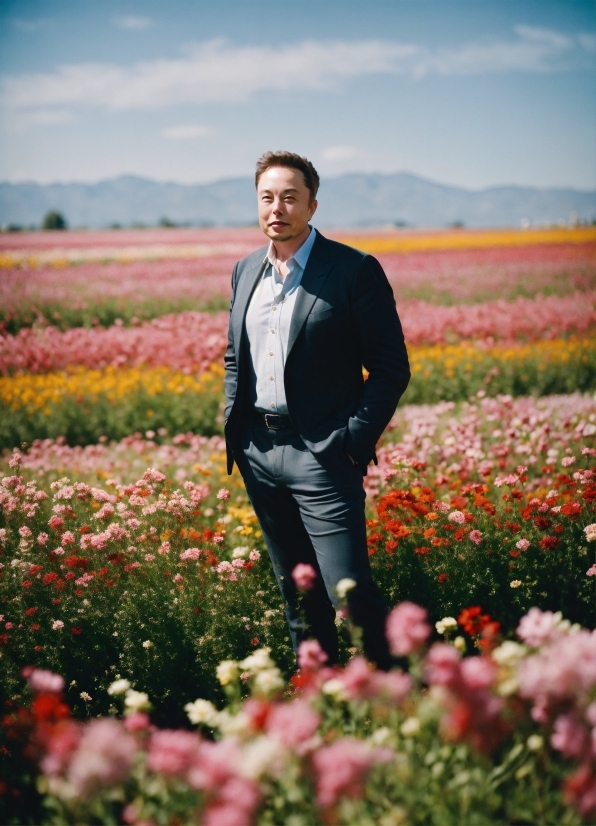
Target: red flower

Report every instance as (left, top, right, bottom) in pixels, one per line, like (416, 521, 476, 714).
(25, 607, 37, 616)
(34, 645, 43, 652)
(437, 573, 448, 583)
(561, 501, 581, 517)
(539, 536, 559, 551)
(22, 580, 32, 589)
(458, 606, 494, 637)
(65, 572, 76, 581)
(71, 627, 83, 635)
(415, 546, 430, 555)
(42, 572, 58, 586)
(534, 516, 551, 530)
(29, 565, 43, 576)
(31, 623, 40, 631)
(250, 637, 260, 646)
(454, 528, 466, 541)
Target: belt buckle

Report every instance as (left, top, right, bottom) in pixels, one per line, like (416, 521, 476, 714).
(264, 413, 282, 429)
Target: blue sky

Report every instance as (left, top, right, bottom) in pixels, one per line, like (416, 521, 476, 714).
(0, 0, 594, 189)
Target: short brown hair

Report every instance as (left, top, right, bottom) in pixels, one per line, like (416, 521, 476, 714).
(255, 151, 320, 202)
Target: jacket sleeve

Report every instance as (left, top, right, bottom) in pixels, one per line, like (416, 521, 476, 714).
(344, 255, 410, 465)
(223, 263, 239, 423)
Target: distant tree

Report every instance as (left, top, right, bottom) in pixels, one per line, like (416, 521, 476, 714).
(449, 220, 465, 229)
(159, 217, 176, 228)
(42, 211, 67, 230)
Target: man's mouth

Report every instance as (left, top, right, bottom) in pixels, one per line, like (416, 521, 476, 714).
(269, 221, 288, 229)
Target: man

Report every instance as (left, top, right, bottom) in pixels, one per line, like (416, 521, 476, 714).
(224, 151, 410, 669)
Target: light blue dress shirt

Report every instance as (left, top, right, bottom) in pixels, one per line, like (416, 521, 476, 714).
(245, 227, 317, 414)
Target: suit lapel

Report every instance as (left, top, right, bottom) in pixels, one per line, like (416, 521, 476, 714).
(231, 253, 267, 347)
(287, 233, 333, 357)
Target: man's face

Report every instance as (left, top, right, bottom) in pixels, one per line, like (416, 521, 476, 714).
(257, 166, 317, 244)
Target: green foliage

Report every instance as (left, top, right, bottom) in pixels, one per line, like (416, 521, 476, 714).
(41, 212, 67, 231)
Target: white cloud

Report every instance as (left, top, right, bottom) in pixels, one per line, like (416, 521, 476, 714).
(10, 18, 52, 33)
(320, 145, 360, 162)
(115, 16, 153, 30)
(578, 33, 596, 52)
(162, 124, 211, 140)
(1, 108, 72, 133)
(0, 28, 592, 117)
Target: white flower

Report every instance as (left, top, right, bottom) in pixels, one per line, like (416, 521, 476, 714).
(584, 523, 596, 542)
(79, 692, 92, 702)
(400, 717, 421, 737)
(527, 734, 544, 751)
(124, 689, 150, 712)
(370, 727, 392, 746)
(216, 710, 251, 737)
(492, 640, 527, 668)
(232, 546, 249, 558)
(142, 640, 153, 648)
(253, 668, 284, 696)
(453, 636, 466, 652)
(216, 660, 239, 686)
(240, 648, 274, 674)
(185, 698, 218, 726)
(435, 617, 458, 635)
(510, 580, 522, 589)
(107, 678, 131, 695)
(335, 578, 357, 599)
(321, 678, 348, 701)
(241, 735, 287, 780)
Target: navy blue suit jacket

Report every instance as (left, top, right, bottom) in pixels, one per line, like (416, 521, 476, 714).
(224, 229, 410, 474)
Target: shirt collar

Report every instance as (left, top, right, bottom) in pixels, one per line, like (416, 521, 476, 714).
(264, 226, 316, 271)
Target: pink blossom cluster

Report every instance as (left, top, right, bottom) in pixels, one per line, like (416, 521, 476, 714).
(425, 644, 506, 753)
(2, 290, 594, 374)
(369, 391, 596, 498)
(374, 242, 596, 303)
(0, 311, 229, 375)
(515, 610, 596, 817)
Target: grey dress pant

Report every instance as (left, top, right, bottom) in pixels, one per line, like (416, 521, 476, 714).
(235, 420, 392, 669)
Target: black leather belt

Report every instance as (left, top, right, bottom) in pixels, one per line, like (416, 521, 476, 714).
(249, 410, 293, 429)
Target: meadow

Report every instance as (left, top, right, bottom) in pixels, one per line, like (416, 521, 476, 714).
(1, 225, 595, 825)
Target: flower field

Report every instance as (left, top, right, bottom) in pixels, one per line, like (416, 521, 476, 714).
(1, 225, 595, 825)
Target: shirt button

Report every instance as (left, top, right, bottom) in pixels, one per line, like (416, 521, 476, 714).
(268, 376, 274, 381)
(268, 351, 274, 356)
(270, 403, 275, 408)
(270, 329, 275, 334)
(272, 306, 277, 311)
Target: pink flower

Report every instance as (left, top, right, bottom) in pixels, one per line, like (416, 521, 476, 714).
(217, 488, 230, 500)
(516, 538, 530, 551)
(18, 526, 32, 538)
(265, 699, 320, 747)
(180, 548, 202, 561)
(52, 620, 64, 630)
(586, 565, 596, 577)
(61, 531, 76, 545)
(144, 554, 155, 562)
(562, 456, 576, 467)
(249, 549, 261, 561)
(551, 714, 589, 758)
(158, 541, 171, 555)
(468, 530, 483, 544)
(123, 712, 150, 732)
(173, 573, 184, 584)
(516, 608, 560, 647)
(25, 667, 65, 694)
(448, 510, 466, 524)
(312, 738, 392, 808)
(424, 644, 461, 687)
(386, 601, 430, 656)
(298, 639, 328, 672)
(66, 718, 136, 797)
(147, 730, 202, 777)
(37, 532, 49, 545)
(292, 563, 317, 591)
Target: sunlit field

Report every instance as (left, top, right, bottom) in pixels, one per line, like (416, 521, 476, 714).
(1, 225, 595, 825)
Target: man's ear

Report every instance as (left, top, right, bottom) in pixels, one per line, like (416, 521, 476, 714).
(308, 199, 318, 220)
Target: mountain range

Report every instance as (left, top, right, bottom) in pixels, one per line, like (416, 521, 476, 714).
(1, 172, 594, 229)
